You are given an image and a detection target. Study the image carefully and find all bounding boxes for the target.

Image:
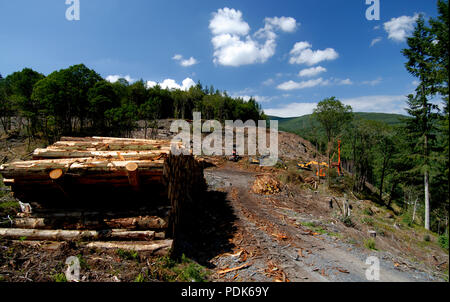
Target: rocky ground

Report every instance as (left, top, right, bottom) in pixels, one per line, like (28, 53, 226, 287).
(204, 162, 448, 282)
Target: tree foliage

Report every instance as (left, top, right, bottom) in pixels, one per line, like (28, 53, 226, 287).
(1, 65, 265, 143)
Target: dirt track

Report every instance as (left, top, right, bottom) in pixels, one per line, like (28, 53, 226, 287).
(205, 163, 444, 282)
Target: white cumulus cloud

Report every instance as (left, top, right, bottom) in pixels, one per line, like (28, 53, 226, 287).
(172, 54, 198, 67)
(289, 41, 338, 66)
(181, 57, 198, 67)
(338, 78, 353, 85)
(209, 7, 250, 36)
(146, 78, 196, 91)
(172, 54, 183, 61)
(263, 16, 298, 33)
(298, 66, 327, 77)
(384, 14, 419, 42)
(277, 78, 328, 90)
(277, 77, 352, 91)
(209, 8, 297, 67)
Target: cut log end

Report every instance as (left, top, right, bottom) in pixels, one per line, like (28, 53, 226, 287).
(126, 162, 139, 172)
(126, 162, 140, 188)
(49, 169, 64, 180)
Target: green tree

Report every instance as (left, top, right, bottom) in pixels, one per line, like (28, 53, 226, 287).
(429, 0, 449, 231)
(402, 15, 441, 230)
(87, 81, 120, 135)
(0, 76, 13, 132)
(4, 68, 45, 136)
(313, 97, 353, 186)
(371, 122, 396, 201)
(32, 64, 101, 140)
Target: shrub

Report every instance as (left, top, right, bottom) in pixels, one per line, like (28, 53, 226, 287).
(401, 212, 414, 227)
(423, 234, 431, 242)
(134, 273, 145, 282)
(361, 217, 374, 226)
(279, 170, 303, 185)
(363, 207, 374, 216)
(364, 238, 377, 250)
(438, 234, 449, 250)
(340, 216, 355, 228)
(53, 273, 67, 282)
(116, 249, 139, 261)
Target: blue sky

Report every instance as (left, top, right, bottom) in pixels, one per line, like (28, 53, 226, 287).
(0, 0, 440, 117)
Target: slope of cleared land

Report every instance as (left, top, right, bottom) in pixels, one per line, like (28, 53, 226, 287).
(204, 163, 447, 282)
(0, 125, 448, 282)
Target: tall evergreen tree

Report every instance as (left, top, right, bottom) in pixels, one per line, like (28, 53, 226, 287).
(402, 15, 441, 230)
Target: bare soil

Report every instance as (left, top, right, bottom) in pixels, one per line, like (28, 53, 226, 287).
(204, 162, 448, 282)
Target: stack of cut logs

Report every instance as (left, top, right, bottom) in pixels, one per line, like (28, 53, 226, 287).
(0, 136, 201, 256)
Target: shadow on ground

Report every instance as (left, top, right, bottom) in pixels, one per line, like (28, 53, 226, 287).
(174, 189, 237, 268)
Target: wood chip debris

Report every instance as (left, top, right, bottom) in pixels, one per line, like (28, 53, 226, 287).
(217, 262, 252, 275)
(252, 175, 282, 195)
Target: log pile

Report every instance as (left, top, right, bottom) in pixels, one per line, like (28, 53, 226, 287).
(251, 175, 282, 195)
(0, 136, 204, 255)
(0, 136, 181, 205)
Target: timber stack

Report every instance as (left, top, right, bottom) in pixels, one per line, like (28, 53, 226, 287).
(0, 136, 205, 256)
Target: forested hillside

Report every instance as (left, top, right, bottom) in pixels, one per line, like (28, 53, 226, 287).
(272, 112, 407, 135)
(0, 65, 265, 142)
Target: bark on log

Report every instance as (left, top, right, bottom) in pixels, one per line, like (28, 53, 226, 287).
(50, 142, 172, 151)
(0, 158, 164, 180)
(12, 240, 173, 255)
(12, 216, 168, 230)
(33, 149, 170, 160)
(0, 228, 156, 241)
(18, 209, 170, 219)
(60, 136, 168, 144)
(163, 154, 206, 257)
(92, 136, 166, 143)
(85, 240, 173, 254)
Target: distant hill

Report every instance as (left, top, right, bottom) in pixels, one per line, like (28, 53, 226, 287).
(269, 112, 408, 136)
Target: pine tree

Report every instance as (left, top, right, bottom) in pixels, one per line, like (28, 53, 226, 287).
(402, 15, 441, 230)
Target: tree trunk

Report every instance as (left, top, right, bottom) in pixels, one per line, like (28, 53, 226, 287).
(424, 169, 430, 230)
(11, 216, 167, 230)
(387, 179, 398, 207)
(32, 149, 169, 160)
(85, 240, 172, 254)
(0, 158, 165, 181)
(412, 197, 418, 223)
(424, 134, 430, 230)
(0, 228, 156, 241)
(379, 157, 387, 201)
